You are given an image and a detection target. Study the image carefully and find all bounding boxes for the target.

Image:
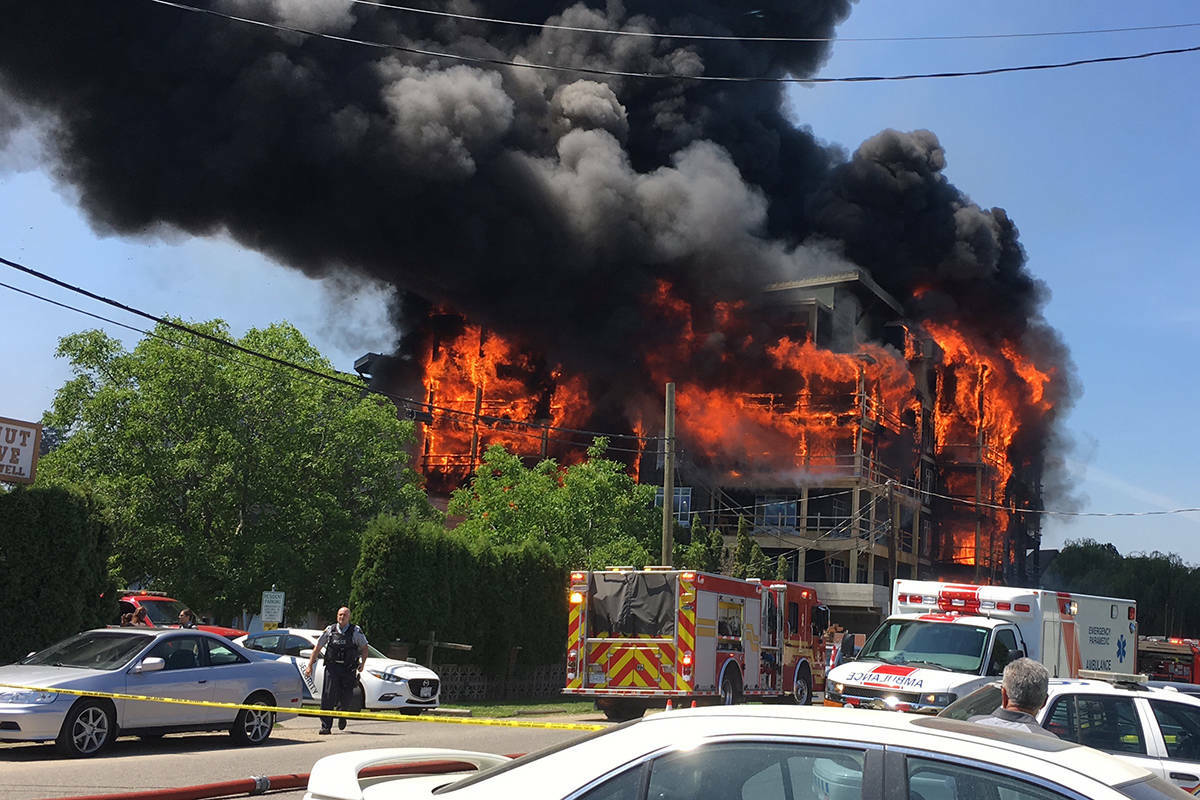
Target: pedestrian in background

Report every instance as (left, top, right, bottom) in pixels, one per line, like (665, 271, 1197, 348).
(305, 606, 368, 734)
(132, 607, 153, 627)
(120, 612, 134, 627)
(178, 608, 198, 629)
(969, 658, 1057, 737)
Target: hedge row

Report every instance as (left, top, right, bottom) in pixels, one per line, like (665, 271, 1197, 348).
(0, 486, 116, 663)
(351, 514, 565, 673)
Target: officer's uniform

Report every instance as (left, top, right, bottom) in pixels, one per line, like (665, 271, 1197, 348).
(315, 622, 369, 732)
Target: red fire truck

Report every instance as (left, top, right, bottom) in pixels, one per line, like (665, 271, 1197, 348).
(1139, 636, 1200, 683)
(563, 567, 831, 721)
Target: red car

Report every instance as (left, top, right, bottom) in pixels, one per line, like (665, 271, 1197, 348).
(117, 590, 246, 639)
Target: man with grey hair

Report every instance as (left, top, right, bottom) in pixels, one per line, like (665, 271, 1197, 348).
(969, 657, 1058, 737)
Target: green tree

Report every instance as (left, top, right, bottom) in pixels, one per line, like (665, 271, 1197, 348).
(447, 439, 659, 568)
(747, 541, 772, 579)
(730, 516, 754, 578)
(37, 319, 429, 621)
(775, 554, 789, 581)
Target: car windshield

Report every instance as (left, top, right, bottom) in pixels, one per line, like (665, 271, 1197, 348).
(20, 630, 151, 670)
(858, 620, 990, 673)
(138, 598, 189, 624)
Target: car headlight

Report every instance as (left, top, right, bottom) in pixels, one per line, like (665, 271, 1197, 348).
(0, 689, 58, 705)
(922, 693, 957, 706)
(366, 670, 404, 684)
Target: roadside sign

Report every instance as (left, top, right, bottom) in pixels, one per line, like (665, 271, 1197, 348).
(261, 590, 285, 624)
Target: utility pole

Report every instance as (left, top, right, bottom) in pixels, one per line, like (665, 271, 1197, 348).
(661, 382, 676, 567)
(888, 480, 899, 584)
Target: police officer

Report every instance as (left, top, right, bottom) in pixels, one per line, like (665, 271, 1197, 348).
(305, 606, 368, 734)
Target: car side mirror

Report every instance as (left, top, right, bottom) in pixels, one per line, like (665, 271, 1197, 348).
(299, 648, 314, 659)
(135, 657, 166, 674)
(836, 635, 858, 666)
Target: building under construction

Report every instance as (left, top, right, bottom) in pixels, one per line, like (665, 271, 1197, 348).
(364, 269, 1050, 622)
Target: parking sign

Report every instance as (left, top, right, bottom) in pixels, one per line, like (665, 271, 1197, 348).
(261, 590, 285, 626)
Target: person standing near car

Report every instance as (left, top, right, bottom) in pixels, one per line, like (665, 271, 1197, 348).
(178, 608, 198, 629)
(969, 658, 1058, 737)
(305, 606, 368, 735)
(132, 607, 153, 627)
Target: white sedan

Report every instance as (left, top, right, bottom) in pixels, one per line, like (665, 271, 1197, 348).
(235, 629, 440, 714)
(0, 627, 301, 757)
(303, 705, 1189, 800)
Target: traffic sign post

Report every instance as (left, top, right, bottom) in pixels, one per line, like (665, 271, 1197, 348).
(261, 590, 285, 631)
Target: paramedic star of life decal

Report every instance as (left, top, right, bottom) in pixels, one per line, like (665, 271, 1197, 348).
(1117, 635, 1127, 664)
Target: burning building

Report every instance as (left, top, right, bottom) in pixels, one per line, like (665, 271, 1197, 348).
(0, 2, 1073, 590)
(379, 262, 1056, 590)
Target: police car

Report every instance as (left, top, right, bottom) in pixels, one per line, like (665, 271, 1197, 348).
(235, 629, 440, 714)
(942, 671, 1200, 795)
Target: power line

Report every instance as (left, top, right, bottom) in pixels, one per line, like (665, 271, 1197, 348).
(0, 254, 656, 446)
(341, 1, 1200, 45)
(146, 0, 1200, 84)
(0, 279, 377, 403)
(11, 259, 1200, 518)
(891, 477, 1200, 518)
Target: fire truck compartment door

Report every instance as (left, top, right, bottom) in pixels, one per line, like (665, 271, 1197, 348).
(590, 643, 675, 689)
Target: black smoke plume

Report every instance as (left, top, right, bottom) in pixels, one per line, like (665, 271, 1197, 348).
(0, 1, 1075, 495)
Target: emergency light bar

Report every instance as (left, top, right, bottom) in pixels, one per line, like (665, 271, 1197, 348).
(1078, 669, 1147, 684)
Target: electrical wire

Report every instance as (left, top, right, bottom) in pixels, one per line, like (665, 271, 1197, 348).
(341, 0, 1200, 45)
(146, 0, 1200, 84)
(10, 257, 1200, 518)
(0, 279, 376, 403)
(0, 254, 657, 445)
(893, 477, 1200, 517)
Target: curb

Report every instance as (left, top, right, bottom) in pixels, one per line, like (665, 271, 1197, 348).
(426, 707, 472, 717)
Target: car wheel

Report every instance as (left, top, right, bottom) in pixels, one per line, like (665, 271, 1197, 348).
(230, 694, 275, 745)
(720, 670, 743, 706)
(792, 666, 812, 705)
(56, 700, 116, 757)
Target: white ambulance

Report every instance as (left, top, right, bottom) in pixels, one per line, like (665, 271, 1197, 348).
(824, 580, 1137, 714)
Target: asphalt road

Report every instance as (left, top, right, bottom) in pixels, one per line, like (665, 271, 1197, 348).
(0, 711, 609, 800)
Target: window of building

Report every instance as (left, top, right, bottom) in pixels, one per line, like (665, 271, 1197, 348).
(755, 496, 798, 528)
(653, 486, 692, 526)
(829, 558, 848, 582)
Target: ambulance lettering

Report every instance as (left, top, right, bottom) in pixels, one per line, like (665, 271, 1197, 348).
(845, 664, 925, 690)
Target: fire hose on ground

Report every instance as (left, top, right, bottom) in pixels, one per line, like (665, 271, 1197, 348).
(42, 758, 507, 800)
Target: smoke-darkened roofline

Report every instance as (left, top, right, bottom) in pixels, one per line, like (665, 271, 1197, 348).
(761, 268, 904, 316)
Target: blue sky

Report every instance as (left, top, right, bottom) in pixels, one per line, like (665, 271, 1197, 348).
(1, 2, 1197, 561)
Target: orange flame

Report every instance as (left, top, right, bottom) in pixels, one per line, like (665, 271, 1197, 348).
(416, 286, 1057, 573)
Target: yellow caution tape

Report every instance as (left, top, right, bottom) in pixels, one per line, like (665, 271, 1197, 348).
(0, 682, 606, 731)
